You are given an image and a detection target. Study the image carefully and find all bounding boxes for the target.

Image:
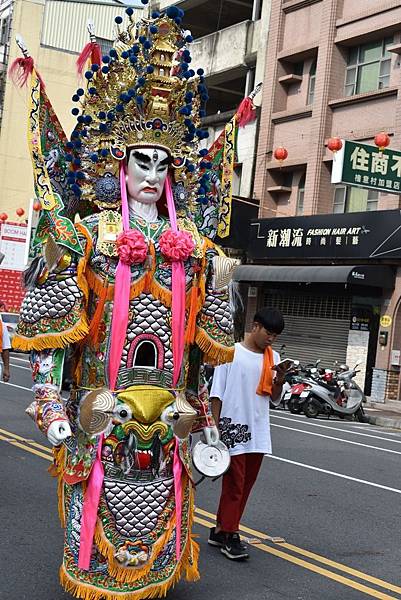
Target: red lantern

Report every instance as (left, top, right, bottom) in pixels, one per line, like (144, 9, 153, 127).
(16, 207, 25, 217)
(327, 137, 343, 153)
(0, 213, 7, 222)
(274, 147, 288, 162)
(374, 132, 390, 152)
(33, 201, 42, 211)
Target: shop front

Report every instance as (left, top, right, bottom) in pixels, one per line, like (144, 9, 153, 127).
(235, 209, 401, 401)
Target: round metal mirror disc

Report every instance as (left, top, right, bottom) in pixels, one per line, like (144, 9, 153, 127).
(192, 440, 231, 477)
(79, 388, 115, 435)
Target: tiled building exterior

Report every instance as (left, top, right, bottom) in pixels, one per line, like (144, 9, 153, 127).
(248, 0, 401, 403)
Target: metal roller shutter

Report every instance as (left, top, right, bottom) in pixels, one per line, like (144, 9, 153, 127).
(262, 290, 351, 369)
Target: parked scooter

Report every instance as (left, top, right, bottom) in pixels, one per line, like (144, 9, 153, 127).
(285, 361, 322, 414)
(302, 362, 367, 422)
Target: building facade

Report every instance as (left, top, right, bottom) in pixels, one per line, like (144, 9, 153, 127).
(0, 0, 140, 218)
(156, 0, 271, 232)
(242, 0, 401, 403)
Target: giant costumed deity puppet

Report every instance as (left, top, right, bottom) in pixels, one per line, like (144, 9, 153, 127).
(9, 4, 253, 600)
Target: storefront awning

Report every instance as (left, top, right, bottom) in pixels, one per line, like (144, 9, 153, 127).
(233, 265, 395, 288)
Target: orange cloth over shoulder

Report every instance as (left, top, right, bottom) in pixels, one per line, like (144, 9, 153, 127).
(256, 345, 274, 396)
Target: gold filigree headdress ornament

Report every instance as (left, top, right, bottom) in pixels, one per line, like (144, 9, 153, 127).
(67, 6, 212, 212)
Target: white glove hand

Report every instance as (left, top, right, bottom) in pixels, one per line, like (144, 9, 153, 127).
(47, 420, 72, 446)
(203, 425, 220, 446)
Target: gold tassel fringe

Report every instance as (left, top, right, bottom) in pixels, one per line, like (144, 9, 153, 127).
(195, 327, 234, 365)
(12, 317, 89, 352)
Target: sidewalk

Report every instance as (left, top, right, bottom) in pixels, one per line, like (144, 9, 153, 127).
(365, 401, 401, 430)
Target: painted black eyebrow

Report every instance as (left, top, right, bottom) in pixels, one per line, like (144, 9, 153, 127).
(160, 156, 171, 166)
(132, 150, 151, 163)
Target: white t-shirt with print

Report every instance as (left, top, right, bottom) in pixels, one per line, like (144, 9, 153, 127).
(0, 316, 11, 350)
(210, 342, 279, 456)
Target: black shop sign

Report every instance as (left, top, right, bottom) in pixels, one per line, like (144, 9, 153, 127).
(249, 209, 401, 260)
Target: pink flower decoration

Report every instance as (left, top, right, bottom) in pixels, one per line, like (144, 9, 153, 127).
(116, 229, 148, 265)
(159, 229, 195, 262)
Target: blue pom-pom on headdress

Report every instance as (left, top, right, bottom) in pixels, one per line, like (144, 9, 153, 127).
(146, 65, 154, 73)
(143, 40, 152, 50)
(88, 87, 97, 95)
(166, 5, 179, 17)
(101, 66, 109, 74)
(152, 11, 160, 18)
(121, 51, 129, 59)
(150, 25, 158, 34)
(77, 88, 85, 96)
(72, 94, 80, 102)
(90, 153, 99, 162)
(85, 71, 93, 80)
(102, 55, 110, 63)
(109, 48, 117, 58)
(115, 16, 123, 24)
(126, 7, 134, 16)
(71, 108, 79, 116)
(185, 34, 193, 43)
(100, 148, 109, 157)
(91, 64, 99, 71)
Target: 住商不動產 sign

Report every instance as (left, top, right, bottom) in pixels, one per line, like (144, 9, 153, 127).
(331, 139, 401, 194)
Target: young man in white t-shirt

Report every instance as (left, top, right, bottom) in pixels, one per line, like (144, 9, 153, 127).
(208, 307, 286, 560)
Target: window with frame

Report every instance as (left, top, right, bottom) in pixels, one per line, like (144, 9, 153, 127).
(345, 37, 393, 97)
(333, 185, 379, 213)
(307, 59, 316, 105)
(296, 174, 305, 215)
(0, 17, 9, 46)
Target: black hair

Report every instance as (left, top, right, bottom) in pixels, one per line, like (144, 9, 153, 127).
(253, 307, 285, 334)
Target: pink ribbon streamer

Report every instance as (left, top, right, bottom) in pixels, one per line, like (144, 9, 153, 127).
(173, 438, 183, 560)
(78, 435, 104, 570)
(108, 163, 131, 391)
(78, 164, 130, 570)
(165, 175, 186, 386)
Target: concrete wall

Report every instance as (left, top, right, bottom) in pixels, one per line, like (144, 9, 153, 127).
(0, 0, 127, 217)
(191, 20, 252, 79)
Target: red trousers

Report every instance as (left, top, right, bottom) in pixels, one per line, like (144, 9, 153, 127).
(217, 453, 264, 533)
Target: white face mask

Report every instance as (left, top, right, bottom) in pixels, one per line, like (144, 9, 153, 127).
(126, 147, 169, 205)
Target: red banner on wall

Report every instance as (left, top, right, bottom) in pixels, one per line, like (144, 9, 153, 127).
(0, 269, 25, 312)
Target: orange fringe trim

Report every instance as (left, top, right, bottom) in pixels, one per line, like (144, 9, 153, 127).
(48, 445, 66, 528)
(12, 316, 89, 352)
(185, 283, 199, 345)
(195, 327, 235, 365)
(60, 534, 199, 600)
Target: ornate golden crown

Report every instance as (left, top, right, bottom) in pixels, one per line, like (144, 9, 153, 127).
(68, 12, 208, 209)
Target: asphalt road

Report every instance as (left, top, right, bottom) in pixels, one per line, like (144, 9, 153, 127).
(1, 353, 401, 600)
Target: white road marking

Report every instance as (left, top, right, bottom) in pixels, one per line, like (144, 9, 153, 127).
(0, 381, 32, 392)
(266, 455, 401, 495)
(271, 423, 401, 456)
(9, 355, 30, 364)
(271, 414, 401, 445)
(10, 363, 31, 371)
